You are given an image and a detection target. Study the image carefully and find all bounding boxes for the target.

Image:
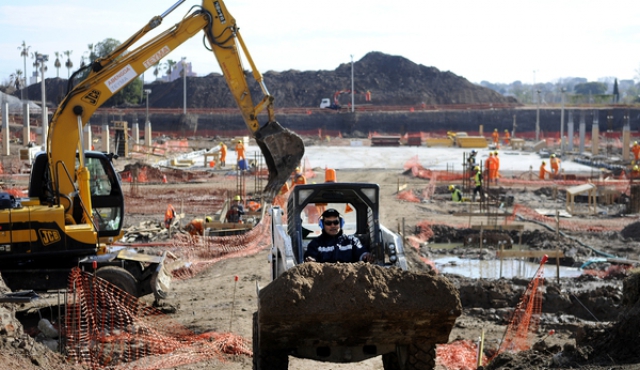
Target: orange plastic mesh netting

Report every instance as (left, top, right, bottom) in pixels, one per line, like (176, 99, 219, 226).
(437, 340, 486, 370)
(488, 256, 546, 364)
(168, 214, 272, 280)
(65, 268, 251, 370)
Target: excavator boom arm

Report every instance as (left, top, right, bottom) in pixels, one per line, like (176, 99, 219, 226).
(48, 0, 303, 220)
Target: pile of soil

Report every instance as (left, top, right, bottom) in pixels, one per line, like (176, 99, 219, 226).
(0, 275, 82, 370)
(572, 272, 640, 365)
(257, 262, 461, 349)
(27, 52, 517, 110)
(620, 221, 640, 240)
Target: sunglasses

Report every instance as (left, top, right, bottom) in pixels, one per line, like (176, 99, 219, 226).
(323, 220, 340, 226)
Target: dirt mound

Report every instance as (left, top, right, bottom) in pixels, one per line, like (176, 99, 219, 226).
(257, 262, 461, 349)
(621, 221, 640, 240)
(0, 274, 83, 370)
(558, 272, 640, 366)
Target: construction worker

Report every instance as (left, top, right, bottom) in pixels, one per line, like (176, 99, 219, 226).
(632, 165, 640, 179)
(279, 181, 290, 195)
(291, 167, 307, 187)
(492, 129, 499, 145)
(164, 204, 177, 229)
(471, 166, 484, 202)
(304, 208, 372, 263)
(219, 142, 227, 167)
(550, 154, 561, 176)
(539, 161, 550, 180)
(225, 195, 245, 223)
(185, 216, 213, 236)
(235, 139, 246, 162)
(493, 151, 501, 181)
(503, 129, 511, 146)
(632, 141, 640, 163)
(467, 150, 478, 171)
(448, 185, 462, 202)
(485, 152, 496, 183)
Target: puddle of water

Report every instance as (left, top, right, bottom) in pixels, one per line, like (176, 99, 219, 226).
(433, 256, 583, 279)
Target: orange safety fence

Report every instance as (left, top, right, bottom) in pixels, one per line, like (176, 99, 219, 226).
(165, 214, 272, 280)
(69, 212, 276, 370)
(403, 155, 477, 182)
(65, 268, 251, 370)
(488, 256, 547, 365)
(301, 156, 316, 180)
(437, 340, 486, 370)
(397, 189, 421, 203)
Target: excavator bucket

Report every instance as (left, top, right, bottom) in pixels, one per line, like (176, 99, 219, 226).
(254, 121, 305, 199)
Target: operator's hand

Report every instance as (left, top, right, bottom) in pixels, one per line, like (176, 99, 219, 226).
(361, 252, 374, 263)
(304, 256, 316, 262)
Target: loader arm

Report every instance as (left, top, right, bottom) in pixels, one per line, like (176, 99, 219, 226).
(48, 0, 303, 225)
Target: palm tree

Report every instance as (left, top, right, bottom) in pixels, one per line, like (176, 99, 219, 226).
(9, 69, 23, 92)
(17, 41, 31, 100)
(64, 50, 73, 78)
(165, 59, 177, 80)
(54, 52, 62, 78)
(153, 61, 164, 80)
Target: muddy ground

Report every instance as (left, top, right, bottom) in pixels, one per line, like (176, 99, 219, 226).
(2, 139, 640, 370)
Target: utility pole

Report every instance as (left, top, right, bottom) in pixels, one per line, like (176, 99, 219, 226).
(560, 88, 566, 155)
(350, 55, 354, 113)
(535, 90, 541, 142)
(145, 89, 152, 124)
(181, 57, 187, 115)
(36, 53, 49, 147)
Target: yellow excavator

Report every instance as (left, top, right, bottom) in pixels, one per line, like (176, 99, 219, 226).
(0, 0, 304, 299)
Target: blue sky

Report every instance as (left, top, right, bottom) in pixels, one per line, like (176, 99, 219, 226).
(1, 0, 639, 86)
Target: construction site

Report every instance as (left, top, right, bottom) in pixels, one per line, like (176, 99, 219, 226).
(1, 2, 640, 367)
(0, 120, 639, 370)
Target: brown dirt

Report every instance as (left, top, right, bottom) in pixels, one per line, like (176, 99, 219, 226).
(2, 138, 640, 370)
(27, 52, 516, 110)
(258, 262, 461, 349)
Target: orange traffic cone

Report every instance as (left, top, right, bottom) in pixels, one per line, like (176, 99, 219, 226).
(162, 175, 167, 183)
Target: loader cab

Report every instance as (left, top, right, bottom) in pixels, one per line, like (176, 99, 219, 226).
(287, 183, 381, 264)
(29, 151, 124, 238)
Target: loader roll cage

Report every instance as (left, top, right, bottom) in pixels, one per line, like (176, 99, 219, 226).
(286, 183, 382, 264)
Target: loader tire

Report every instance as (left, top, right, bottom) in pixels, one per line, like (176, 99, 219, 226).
(253, 312, 288, 370)
(382, 342, 436, 370)
(96, 266, 140, 297)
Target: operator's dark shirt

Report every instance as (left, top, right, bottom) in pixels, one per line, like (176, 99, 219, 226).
(304, 230, 369, 263)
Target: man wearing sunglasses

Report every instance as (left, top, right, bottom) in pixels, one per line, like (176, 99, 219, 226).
(304, 208, 373, 263)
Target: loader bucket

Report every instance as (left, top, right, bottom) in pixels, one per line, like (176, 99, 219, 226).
(254, 121, 305, 199)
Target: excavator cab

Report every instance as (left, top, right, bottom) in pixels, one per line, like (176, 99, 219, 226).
(29, 151, 124, 240)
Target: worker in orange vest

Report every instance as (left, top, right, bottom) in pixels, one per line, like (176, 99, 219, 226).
(539, 161, 550, 180)
(485, 152, 496, 183)
(632, 141, 640, 163)
(164, 204, 177, 229)
(493, 151, 501, 181)
(235, 140, 246, 161)
(291, 167, 307, 187)
(549, 154, 561, 176)
(219, 142, 227, 167)
(503, 130, 510, 146)
(185, 216, 212, 236)
(491, 129, 499, 145)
